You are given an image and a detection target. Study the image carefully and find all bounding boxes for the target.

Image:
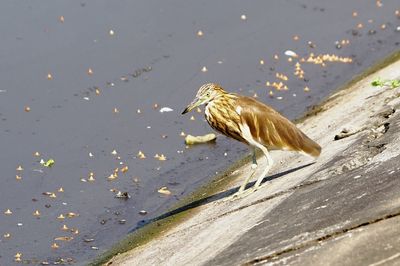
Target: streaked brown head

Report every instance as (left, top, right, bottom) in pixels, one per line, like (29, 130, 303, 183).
(182, 83, 225, 114)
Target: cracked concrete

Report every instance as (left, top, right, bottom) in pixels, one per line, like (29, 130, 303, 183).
(106, 60, 400, 266)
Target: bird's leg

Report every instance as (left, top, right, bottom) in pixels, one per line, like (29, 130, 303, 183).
(251, 147, 258, 169)
(230, 148, 258, 199)
(253, 146, 273, 190)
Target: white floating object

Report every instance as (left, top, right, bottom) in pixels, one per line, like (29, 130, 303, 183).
(284, 50, 298, 57)
(159, 107, 174, 113)
(185, 133, 216, 145)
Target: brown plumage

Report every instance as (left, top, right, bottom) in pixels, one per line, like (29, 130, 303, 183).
(182, 83, 321, 198)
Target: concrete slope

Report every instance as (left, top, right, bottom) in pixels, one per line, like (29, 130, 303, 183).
(109, 60, 400, 266)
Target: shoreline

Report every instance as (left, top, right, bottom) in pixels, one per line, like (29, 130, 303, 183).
(91, 50, 400, 266)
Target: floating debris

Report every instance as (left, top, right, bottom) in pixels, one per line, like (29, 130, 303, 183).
(294, 62, 305, 79)
(57, 214, 65, 220)
(190, 115, 195, 121)
(111, 150, 118, 155)
(201, 66, 208, 72)
(180, 131, 186, 137)
(109, 29, 115, 36)
(304, 86, 310, 92)
(293, 35, 299, 41)
(24, 106, 31, 112)
(88, 173, 95, 182)
(259, 59, 265, 65)
(107, 173, 117, 181)
(16, 175, 22, 180)
(158, 186, 171, 195)
(197, 30, 204, 37)
(137, 150, 146, 159)
(51, 243, 59, 249)
(121, 166, 128, 173)
(139, 210, 147, 215)
(302, 53, 352, 66)
(84, 238, 94, 243)
(284, 50, 298, 57)
(115, 191, 130, 199)
(118, 219, 126, 224)
(4, 209, 12, 215)
(33, 210, 41, 217)
(185, 133, 217, 145)
(158, 154, 167, 161)
(55, 236, 74, 241)
(265, 81, 287, 91)
(14, 253, 22, 262)
(47, 73, 53, 80)
(87, 68, 93, 75)
(276, 73, 288, 81)
(41, 159, 55, 168)
(113, 107, 119, 113)
(240, 14, 247, 21)
(307, 41, 316, 48)
(61, 224, 69, 231)
(67, 212, 79, 218)
(3, 233, 11, 238)
(34, 151, 40, 157)
(159, 107, 173, 113)
(59, 16, 65, 23)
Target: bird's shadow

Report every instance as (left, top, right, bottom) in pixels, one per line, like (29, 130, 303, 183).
(129, 162, 314, 233)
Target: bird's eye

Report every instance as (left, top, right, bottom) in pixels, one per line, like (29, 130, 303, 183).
(206, 92, 210, 97)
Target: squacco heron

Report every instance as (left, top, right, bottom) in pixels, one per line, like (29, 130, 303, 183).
(182, 83, 321, 198)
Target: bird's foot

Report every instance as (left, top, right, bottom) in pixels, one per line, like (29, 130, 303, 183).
(225, 187, 258, 201)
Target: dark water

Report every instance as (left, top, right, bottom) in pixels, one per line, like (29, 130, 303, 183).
(0, 0, 398, 265)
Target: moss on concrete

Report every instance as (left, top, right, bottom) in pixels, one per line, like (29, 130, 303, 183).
(89, 154, 252, 266)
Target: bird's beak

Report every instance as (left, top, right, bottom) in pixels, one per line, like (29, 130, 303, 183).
(182, 98, 200, 115)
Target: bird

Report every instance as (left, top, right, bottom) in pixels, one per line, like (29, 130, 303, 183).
(182, 83, 321, 198)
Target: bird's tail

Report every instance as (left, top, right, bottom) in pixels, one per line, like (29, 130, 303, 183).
(300, 134, 321, 158)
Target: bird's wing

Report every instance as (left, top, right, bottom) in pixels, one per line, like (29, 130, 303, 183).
(237, 96, 321, 157)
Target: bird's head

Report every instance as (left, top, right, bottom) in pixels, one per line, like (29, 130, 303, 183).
(182, 83, 224, 114)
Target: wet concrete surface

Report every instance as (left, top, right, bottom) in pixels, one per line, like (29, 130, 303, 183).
(0, 0, 399, 265)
